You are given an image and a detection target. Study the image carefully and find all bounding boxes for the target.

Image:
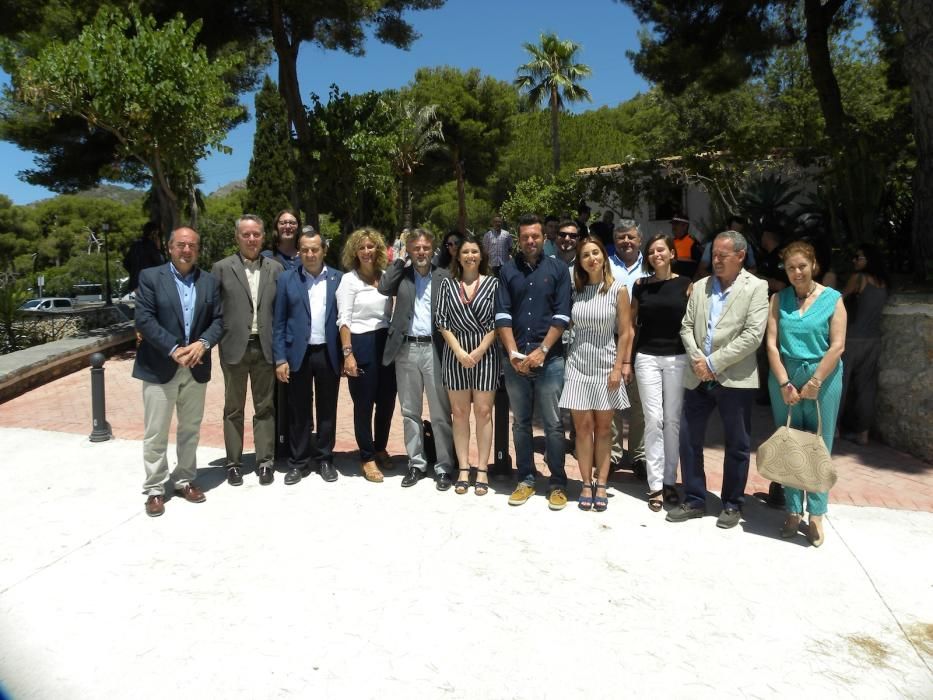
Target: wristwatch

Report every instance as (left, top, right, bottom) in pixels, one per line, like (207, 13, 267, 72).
(343, 346, 354, 357)
(199, 339, 211, 351)
(540, 343, 550, 355)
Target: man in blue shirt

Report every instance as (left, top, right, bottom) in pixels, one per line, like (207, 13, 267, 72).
(133, 227, 223, 517)
(495, 214, 572, 510)
(379, 229, 455, 490)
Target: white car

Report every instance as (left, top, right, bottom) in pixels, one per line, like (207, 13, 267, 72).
(18, 297, 75, 312)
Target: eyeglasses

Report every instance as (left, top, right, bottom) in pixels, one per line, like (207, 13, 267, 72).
(446, 240, 461, 247)
(172, 242, 198, 250)
(558, 231, 578, 239)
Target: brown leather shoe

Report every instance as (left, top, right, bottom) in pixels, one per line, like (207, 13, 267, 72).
(361, 460, 384, 483)
(145, 495, 165, 517)
(175, 484, 206, 503)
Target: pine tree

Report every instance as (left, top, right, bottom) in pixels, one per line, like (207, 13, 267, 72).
(245, 76, 296, 230)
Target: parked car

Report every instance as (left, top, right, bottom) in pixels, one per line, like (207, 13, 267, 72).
(18, 298, 75, 312)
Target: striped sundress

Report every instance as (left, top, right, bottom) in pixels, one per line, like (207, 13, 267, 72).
(559, 280, 630, 411)
(436, 275, 500, 392)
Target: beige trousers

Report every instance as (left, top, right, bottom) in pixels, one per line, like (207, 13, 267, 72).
(141, 367, 207, 495)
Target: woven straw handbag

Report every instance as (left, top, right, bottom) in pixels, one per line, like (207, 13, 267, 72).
(756, 400, 838, 492)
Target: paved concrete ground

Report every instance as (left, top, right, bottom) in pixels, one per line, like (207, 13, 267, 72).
(0, 428, 930, 699)
(1, 352, 932, 697)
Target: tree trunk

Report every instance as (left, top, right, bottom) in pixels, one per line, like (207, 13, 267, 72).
(454, 154, 467, 234)
(550, 86, 561, 175)
(804, 0, 883, 244)
(269, 0, 317, 226)
(901, 0, 933, 280)
(402, 173, 413, 231)
(802, 0, 849, 149)
(188, 185, 199, 230)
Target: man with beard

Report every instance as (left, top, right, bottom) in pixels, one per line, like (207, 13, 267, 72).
(379, 228, 455, 490)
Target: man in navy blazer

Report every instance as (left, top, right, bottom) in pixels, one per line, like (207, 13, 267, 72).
(273, 228, 343, 483)
(134, 227, 223, 517)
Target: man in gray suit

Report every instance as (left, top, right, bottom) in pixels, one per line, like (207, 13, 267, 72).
(211, 214, 283, 486)
(134, 227, 223, 517)
(668, 230, 769, 529)
(378, 228, 455, 490)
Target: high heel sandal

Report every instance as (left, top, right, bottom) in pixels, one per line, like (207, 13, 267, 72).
(454, 466, 471, 495)
(474, 468, 489, 496)
(647, 490, 663, 512)
(781, 513, 802, 539)
(594, 483, 609, 512)
(578, 482, 594, 511)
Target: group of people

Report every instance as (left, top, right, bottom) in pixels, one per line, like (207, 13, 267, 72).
(133, 208, 887, 549)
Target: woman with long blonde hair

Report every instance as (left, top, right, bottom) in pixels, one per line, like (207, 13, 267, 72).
(336, 228, 397, 482)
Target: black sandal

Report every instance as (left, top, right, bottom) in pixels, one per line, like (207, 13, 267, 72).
(454, 466, 471, 495)
(474, 468, 489, 496)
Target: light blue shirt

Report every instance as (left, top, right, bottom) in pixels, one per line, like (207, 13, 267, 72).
(409, 270, 433, 337)
(704, 276, 732, 373)
(609, 252, 647, 299)
(170, 262, 197, 348)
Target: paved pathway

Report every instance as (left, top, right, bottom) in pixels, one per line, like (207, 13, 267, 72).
(0, 428, 930, 698)
(0, 352, 931, 698)
(0, 351, 930, 511)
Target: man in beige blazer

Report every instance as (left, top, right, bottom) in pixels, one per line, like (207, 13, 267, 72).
(668, 230, 768, 529)
(212, 214, 283, 486)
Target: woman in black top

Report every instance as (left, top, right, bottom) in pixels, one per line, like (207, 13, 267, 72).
(632, 233, 693, 511)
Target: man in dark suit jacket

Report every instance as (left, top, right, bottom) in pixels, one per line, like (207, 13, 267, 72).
(379, 228, 454, 490)
(273, 229, 343, 484)
(211, 214, 283, 487)
(134, 227, 223, 517)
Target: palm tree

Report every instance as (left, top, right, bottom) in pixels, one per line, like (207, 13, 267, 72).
(390, 101, 445, 230)
(515, 33, 592, 175)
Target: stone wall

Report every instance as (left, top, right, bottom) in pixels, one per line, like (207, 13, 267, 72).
(877, 294, 933, 463)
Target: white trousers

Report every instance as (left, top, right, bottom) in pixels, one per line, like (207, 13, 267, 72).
(141, 367, 207, 495)
(634, 352, 687, 492)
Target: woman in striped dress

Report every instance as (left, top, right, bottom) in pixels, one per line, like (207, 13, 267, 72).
(559, 237, 634, 511)
(436, 235, 500, 496)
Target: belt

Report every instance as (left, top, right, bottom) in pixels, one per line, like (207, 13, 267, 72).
(405, 335, 433, 343)
(248, 334, 260, 341)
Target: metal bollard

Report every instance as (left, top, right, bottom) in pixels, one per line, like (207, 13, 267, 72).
(88, 352, 113, 442)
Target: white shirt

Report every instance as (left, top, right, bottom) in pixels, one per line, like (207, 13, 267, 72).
(305, 265, 329, 345)
(609, 252, 647, 299)
(336, 269, 392, 333)
(242, 256, 262, 335)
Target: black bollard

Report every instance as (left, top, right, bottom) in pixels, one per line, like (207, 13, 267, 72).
(88, 352, 113, 442)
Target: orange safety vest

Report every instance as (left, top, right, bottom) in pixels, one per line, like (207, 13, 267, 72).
(673, 234, 697, 261)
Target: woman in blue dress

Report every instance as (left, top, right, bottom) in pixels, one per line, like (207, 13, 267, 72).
(766, 241, 847, 547)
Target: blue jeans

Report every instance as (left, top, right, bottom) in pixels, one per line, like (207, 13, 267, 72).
(503, 356, 567, 488)
(680, 383, 755, 511)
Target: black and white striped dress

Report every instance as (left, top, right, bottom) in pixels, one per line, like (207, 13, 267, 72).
(559, 280, 630, 411)
(436, 275, 500, 392)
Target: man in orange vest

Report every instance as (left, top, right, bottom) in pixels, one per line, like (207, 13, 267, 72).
(671, 214, 703, 278)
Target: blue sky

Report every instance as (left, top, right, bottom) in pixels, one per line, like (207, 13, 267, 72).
(0, 0, 650, 204)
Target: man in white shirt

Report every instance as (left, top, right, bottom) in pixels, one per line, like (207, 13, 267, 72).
(379, 229, 455, 490)
(483, 215, 512, 276)
(211, 215, 283, 487)
(272, 229, 344, 484)
(608, 220, 649, 478)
